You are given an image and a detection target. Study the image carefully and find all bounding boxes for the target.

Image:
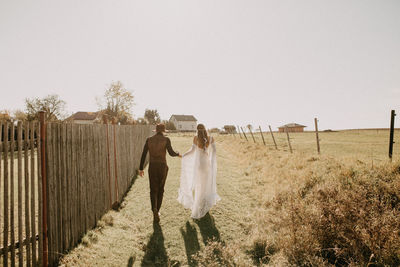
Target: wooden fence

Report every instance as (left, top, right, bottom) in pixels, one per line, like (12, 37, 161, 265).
(1, 119, 153, 266)
(0, 121, 43, 267)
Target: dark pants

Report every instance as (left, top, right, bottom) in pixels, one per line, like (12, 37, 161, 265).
(148, 162, 169, 212)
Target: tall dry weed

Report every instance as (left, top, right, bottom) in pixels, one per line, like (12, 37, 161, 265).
(219, 138, 400, 266)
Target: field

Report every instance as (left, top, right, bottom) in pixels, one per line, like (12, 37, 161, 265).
(57, 130, 400, 266)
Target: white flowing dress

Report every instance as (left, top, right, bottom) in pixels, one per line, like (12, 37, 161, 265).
(177, 137, 221, 219)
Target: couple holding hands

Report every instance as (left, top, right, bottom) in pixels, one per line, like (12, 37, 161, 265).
(139, 123, 220, 223)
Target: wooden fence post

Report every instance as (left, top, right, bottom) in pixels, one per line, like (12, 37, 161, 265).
(112, 119, 119, 209)
(314, 118, 320, 154)
(3, 120, 9, 267)
(240, 127, 248, 141)
(268, 125, 278, 150)
(237, 126, 242, 139)
(285, 126, 293, 153)
(248, 127, 256, 143)
(389, 110, 396, 160)
(259, 126, 266, 146)
(39, 111, 48, 267)
(104, 118, 112, 208)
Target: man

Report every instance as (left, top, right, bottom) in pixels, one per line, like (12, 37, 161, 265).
(139, 123, 181, 222)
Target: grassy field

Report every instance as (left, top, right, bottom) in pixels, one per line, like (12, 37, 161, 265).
(59, 134, 255, 266)
(58, 130, 400, 266)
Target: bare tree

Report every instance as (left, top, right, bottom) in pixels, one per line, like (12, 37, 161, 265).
(0, 109, 11, 121)
(25, 94, 66, 121)
(144, 109, 161, 125)
(13, 109, 27, 121)
(98, 81, 135, 124)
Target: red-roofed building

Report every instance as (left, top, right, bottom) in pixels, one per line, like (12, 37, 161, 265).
(66, 111, 103, 124)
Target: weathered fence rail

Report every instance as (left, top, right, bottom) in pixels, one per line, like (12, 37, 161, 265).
(1, 119, 153, 267)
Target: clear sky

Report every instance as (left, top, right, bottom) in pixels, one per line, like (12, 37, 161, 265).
(0, 0, 399, 130)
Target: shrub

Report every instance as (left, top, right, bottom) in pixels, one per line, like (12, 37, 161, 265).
(264, 163, 400, 266)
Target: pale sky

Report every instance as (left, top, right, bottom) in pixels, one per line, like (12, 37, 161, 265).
(0, 0, 399, 130)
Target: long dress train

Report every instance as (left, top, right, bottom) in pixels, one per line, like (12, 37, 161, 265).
(177, 137, 220, 219)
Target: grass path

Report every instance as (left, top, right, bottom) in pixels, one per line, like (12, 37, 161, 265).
(60, 136, 255, 267)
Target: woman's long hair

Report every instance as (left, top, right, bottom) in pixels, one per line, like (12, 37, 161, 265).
(197, 124, 209, 150)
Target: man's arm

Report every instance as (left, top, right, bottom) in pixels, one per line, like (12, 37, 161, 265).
(139, 139, 149, 176)
(166, 137, 180, 157)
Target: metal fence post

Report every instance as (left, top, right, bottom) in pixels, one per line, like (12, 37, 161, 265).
(389, 110, 396, 160)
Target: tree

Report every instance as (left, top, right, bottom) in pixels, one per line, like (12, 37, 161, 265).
(13, 110, 27, 121)
(25, 94, 66, 121)
(224, 125, 237, 134)
(163, 120, 176, 131)
(144, 109, 161, 125)
(0, 110, 11, 121)
(98, 81, 135, 124)
(136, 117, 148, 125)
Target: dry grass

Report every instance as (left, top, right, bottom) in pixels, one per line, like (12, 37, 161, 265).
(59, 130, 400, 266)
(216, 133, 400, 266)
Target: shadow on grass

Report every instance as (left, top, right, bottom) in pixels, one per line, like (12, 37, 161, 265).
(140, 222, 170, 267)
(194, 213, 220, 245)
(180, 221, 201, 266)
(127, 256, 135, 267)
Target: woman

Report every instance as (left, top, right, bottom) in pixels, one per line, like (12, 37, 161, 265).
(177, 124, 221, 219)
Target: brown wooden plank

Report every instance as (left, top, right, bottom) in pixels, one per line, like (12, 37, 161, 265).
(102, 125, 108, 213)
(93, 125, 99, 223)
(71, 124, 78, 247)
(30, 122, 37, 267)
(36, 122, 43, 266)
(66, 123, 72, 249)
(85, 125, 90, 230)
(87, 125, 93, 228)
(0, 121, 2, 266)
(55, 123, 62, 260)
(61, 123, 68, 253)
(45, 123, 55, 266)
(17, 122, 23, 267)
(3, 121, 9, 267)
(9, 121, 15, 267)
(79, 124, 85, 237)
(24, 121, 31, 267)
(106, 124, 112, 209)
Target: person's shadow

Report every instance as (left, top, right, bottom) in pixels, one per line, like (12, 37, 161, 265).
(140, 222, 169, 267)
(180, 221, 201, 266)
(180, 213, 221, 266)
(194, 213, 220, 245)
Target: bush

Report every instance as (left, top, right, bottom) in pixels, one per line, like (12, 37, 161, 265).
(263, 163, 400, 266)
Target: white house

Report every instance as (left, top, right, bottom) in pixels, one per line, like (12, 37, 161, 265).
(170, 115, 197, 132)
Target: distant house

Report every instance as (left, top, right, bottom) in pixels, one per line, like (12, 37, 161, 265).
(66, 112, 102, 124)
(278, 123, 307, 133)
(170, 115, 197, 132)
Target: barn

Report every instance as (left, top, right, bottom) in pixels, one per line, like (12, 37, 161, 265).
(66, 112, 102, 124)
(170, 115, 197, 132)
(278, 123, 307, 133)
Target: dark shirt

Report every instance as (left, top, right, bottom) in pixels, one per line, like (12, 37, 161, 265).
(139, 132, 179, 170)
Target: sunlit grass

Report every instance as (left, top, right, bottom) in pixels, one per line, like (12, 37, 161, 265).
(60, 130, 400, 266)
